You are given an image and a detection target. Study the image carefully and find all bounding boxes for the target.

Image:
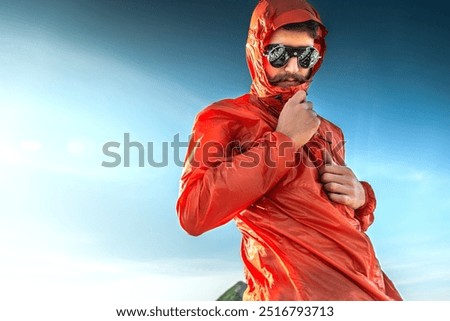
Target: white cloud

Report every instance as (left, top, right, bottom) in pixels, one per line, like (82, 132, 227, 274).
(1, 243, 244, 320)
(21, 140, 42, 152)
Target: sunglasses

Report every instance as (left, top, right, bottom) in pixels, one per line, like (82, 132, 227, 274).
(263, 44, 321, 69)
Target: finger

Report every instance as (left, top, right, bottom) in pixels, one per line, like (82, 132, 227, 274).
(299, 101, 313, 110)
(327, 193, 352, 206)
(321, 172, 355, 188)
(323, 149, 335, 166)
(323, 182, 353, 195)
(320, 165, 348, 177)
(290, 90, 307, 103)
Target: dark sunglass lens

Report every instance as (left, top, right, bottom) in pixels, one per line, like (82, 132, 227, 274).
(298, 47, 320, 69)
(298, 48, 312, 68)
(271, 56, 288, 67)
(299, 56, 311, 68)
(268, 46, 288, 68)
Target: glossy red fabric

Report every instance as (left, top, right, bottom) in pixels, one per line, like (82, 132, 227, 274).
(176, 0, 402, 301)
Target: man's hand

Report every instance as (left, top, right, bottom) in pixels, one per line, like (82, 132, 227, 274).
(319, 150, 366, 210)
(276, 90, 320, 150)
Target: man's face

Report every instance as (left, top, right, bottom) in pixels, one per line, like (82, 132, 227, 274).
(263, 28, 315, 88)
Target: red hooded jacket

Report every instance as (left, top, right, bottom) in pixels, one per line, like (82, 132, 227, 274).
(176, 0, 402, 301)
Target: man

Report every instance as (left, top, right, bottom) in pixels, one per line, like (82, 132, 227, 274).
(176, 0, 402, 301)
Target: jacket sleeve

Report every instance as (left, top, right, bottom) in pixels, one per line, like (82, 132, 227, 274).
(176, 106, 296, 236)
(354, 181, 376, 232)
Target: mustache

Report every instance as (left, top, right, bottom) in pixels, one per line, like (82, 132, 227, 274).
(268, 73, 308, 85)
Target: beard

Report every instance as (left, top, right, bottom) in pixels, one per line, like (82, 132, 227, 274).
(267, 71, 311, 88)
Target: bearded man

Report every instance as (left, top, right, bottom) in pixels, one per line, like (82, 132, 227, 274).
(176, 0, 402, 301)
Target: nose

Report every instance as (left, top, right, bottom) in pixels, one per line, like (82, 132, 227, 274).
(284, 56, 300, 73)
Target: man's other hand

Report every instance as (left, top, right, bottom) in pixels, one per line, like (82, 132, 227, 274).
(319, 149, 366, 210)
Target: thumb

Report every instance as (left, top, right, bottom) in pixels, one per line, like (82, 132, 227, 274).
(323, 149, 335, 166)
(289, 90, 307, 104)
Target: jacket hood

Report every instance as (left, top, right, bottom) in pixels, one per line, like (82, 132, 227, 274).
(246, 0, 327, 99)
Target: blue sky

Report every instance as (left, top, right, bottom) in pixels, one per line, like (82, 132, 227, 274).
(0, 0, 449, 310)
